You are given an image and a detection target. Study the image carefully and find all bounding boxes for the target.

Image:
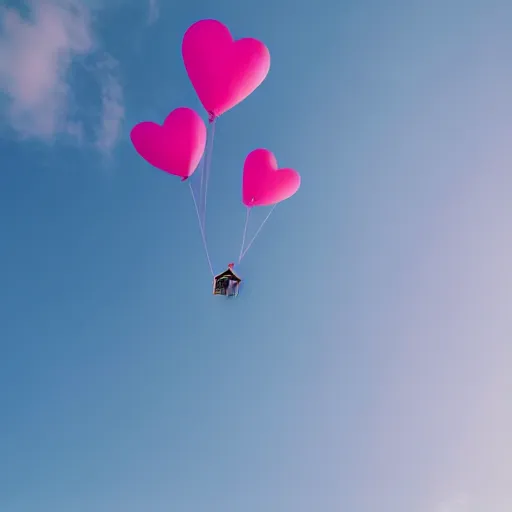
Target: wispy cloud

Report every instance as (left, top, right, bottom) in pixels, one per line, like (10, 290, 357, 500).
(0, 0, 124, 153)
(93, 53, 124, 154)
(147, 0, 159, 25)
(436, 494, 470, 512)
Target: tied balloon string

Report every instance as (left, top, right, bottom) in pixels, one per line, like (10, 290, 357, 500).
(198, 164, 206, 230)
(189, 182, 214, 276)
(195, 151, 206, 224)
(201, 117, 216, 231)
(239, 205, 277, 262)
(238, 207, 251, 263)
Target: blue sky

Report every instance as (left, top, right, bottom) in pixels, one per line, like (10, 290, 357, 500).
(1, 1, 512, 511)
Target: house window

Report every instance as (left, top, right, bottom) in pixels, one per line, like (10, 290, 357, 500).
(215, 277, 229, 294)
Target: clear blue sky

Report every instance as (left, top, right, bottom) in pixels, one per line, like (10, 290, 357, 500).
(1, 1, 512, 511)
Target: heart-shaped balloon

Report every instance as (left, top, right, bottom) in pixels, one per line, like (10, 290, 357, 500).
(242, 149, 301, 207)
(182, 19, 270, 119)
(130, 107, 206, 179)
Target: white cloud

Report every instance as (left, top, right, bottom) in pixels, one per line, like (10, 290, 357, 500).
(0, 0, 124, 153)
(147, 0, 159, 25)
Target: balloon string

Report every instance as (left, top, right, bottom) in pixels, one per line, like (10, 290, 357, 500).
(194, 153, 206, 224)
(201, 117, 216, 231)
(238, 207, 251, 263)
(239, 205, 277, 262)
(189, 182, 214, 276)
(198, 158, 206, 226)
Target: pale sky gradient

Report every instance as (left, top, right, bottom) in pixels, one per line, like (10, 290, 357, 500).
(1, 0, 512, 511)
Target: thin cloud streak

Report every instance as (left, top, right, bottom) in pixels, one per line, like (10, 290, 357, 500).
(436, 494, 469, 512)
(147, 0, 159, 25)
(94, 53, 124, 154)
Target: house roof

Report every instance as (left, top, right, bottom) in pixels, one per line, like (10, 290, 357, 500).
(214, 266, 242, 282)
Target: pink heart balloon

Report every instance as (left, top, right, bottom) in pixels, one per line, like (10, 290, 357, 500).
(242, 149, 301, 207)
(182, 19, 270, 119)
(130, 107, 206, 180)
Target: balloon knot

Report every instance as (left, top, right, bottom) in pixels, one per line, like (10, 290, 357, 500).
(208, 112, 216, 123)
(181, 176, 188, 181)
